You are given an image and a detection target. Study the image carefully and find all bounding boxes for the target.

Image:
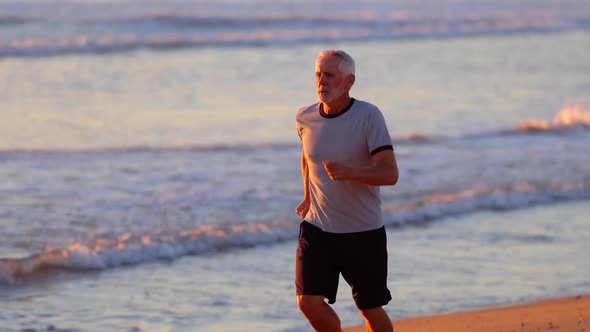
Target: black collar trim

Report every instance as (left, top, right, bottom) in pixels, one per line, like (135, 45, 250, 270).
(319, 98, 355, 118)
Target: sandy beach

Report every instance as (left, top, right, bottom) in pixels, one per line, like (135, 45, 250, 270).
(344, 295, 589, 332)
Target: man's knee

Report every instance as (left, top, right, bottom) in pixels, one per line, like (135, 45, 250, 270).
(359, 306, 393, 332)
(297, 295, 325, 315)
(359, 306, 386, 318)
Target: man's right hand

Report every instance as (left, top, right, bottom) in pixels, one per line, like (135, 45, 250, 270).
(296, 199, 310, 219)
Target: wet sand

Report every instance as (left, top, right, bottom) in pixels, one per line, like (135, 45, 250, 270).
(344, 295, 589, 332)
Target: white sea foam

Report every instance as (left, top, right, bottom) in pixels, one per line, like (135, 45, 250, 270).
(0, 9, 588, 58)
(383, 181, 590, 227)
(0, 223, 297, 282)
(1, 178, 588, 284)
(514, 106, 590, 133)
(1, 107, 590, 283)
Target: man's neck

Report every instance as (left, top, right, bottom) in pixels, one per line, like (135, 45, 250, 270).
(322, 95, 351, 115)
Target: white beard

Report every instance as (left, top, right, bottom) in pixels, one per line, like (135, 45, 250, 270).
(318, 85, 345, 104)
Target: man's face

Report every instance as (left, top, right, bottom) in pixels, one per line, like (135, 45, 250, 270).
(315, 55, 349, 104)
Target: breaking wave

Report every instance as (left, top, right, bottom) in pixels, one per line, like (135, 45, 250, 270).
(2, 178, 589, 285)
(1, 106, 588, 155)
(1, 11, 589, 58)
(512, 106, 590, 133)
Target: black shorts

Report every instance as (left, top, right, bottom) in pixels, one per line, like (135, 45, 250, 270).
(295, 221, 392, 310)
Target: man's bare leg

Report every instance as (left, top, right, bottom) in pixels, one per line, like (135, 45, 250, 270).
(359, 307, 393, 332)
(297, 295, 342, 332)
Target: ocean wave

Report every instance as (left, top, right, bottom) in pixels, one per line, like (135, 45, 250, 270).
(144, 13, 370, 28)
(392, 133, 440, 144)
(0, 11, 586, 58)
(511, 106, 590, 133)
(0, 222, 296, 284)
(1, 179, 589, 285)
(0, 16, 31, 26)
(1, 107, 588, 155)
(383, 181, 590, 227)
(0, 142, 297, 156)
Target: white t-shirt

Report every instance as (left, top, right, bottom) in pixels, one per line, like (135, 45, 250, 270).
(296, 98, 393, 233)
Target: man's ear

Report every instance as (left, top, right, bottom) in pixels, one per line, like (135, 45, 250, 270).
(346, 74, 356, 90)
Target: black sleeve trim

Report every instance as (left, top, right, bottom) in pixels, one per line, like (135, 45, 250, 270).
(370, 145, 393, 156)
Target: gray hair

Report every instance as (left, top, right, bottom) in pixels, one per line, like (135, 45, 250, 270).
(317, 49, 356, 76)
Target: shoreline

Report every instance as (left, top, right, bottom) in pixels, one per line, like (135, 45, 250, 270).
(343, 294, 589, 332)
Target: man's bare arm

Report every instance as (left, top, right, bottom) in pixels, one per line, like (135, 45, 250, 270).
(323, 149, 398, 186)
(296, 150, 311, 218)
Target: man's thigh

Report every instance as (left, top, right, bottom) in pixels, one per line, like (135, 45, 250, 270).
(295, 221, 340, 304)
